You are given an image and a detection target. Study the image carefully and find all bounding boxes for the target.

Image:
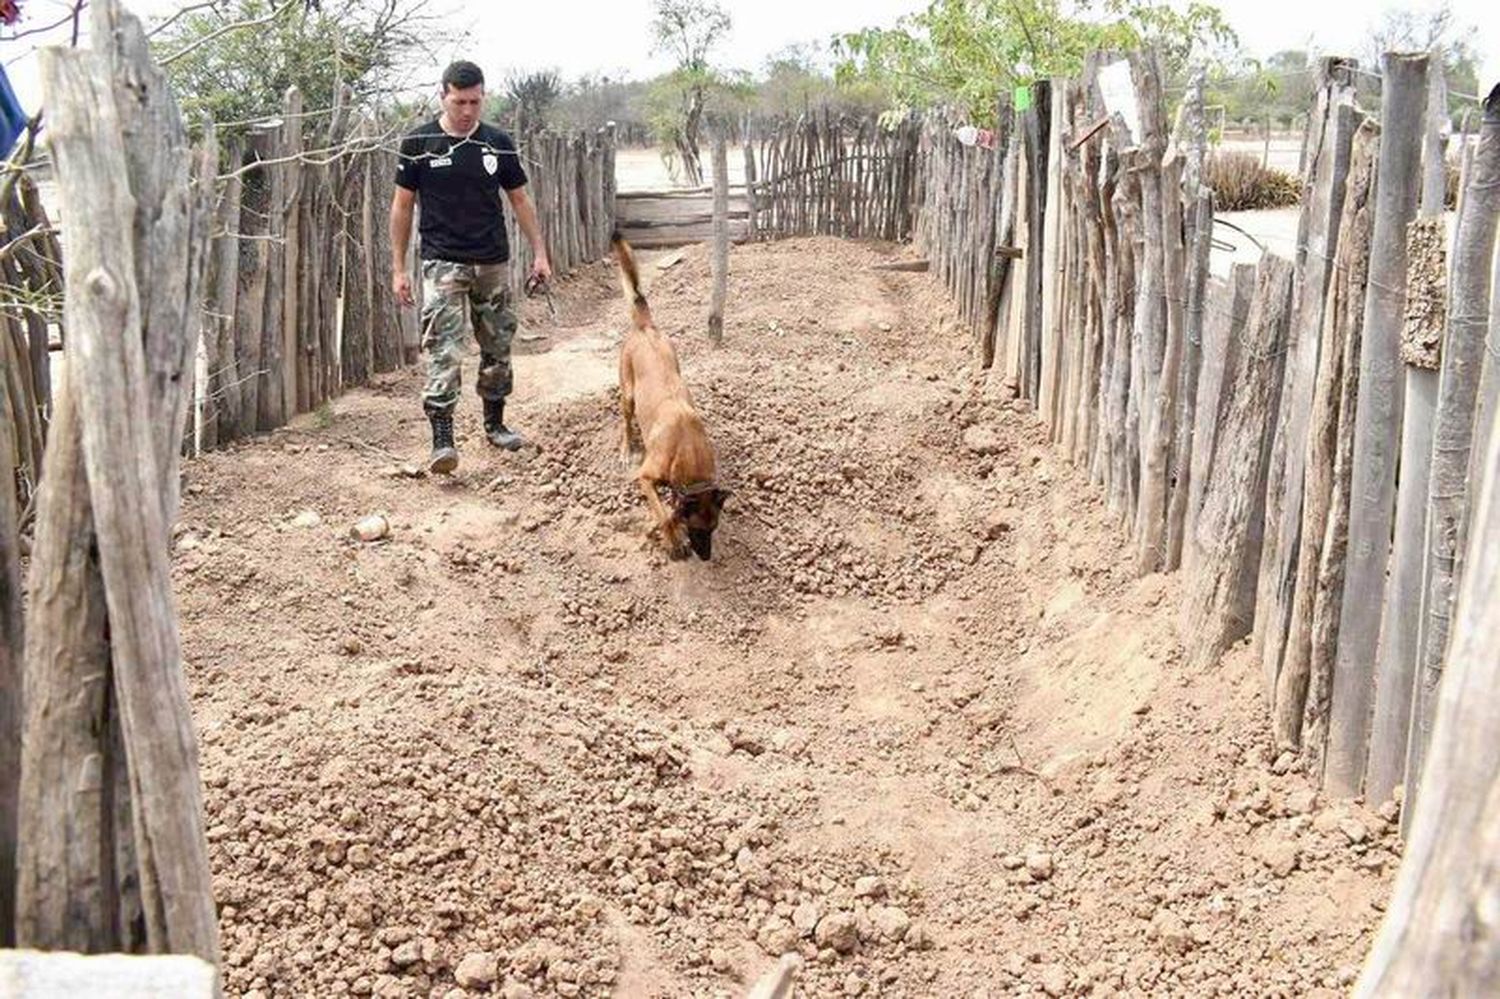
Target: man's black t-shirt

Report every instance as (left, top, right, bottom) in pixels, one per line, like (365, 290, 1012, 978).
(395, 119, 528, 264)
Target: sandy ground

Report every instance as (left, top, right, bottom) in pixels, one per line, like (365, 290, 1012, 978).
(172, 237, 1396, 998)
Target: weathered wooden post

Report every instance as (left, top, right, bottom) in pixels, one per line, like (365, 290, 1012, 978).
(1129, 50, 1171, 574)
(1354, 349, 1500, 994)
(1275, 118, 1378, 754)
(1182, 255, 1295, 670)
(1403, 83, 1500, 824)
(19, 0, 221, 967)
(1326, 53, 1429, 796)
(1165, 67, 1212, 570)
(1256, 61, 1358, 707)
(0, 325, 20, 947)
(709, 127, 729, 345)
(1364, 62, 1452, 802)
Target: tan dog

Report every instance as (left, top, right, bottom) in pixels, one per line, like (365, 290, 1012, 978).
(613, 234, 729, 560)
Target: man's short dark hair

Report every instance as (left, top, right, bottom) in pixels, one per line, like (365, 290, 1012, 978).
(441, 61, 484, 93)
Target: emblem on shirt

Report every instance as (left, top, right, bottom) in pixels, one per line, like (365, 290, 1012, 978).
(483, 152, 498, 175)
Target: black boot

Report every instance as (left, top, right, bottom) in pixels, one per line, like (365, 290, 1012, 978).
(428, 410, 458, 473)
(483, 398, 523, 451)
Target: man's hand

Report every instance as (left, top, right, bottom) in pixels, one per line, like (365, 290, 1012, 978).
(393, 271, 414, 307)
(529, 254, 553, 287)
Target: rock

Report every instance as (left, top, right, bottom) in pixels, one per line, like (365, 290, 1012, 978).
(1037, 963, 1069, 997)
(1026, 852, 1055, 881)
(709, 949, 731, 972)
(1151, 910, 1194, 955)
(814, 912, 860, 954)
(1312, 809, 1348, 835)
(962, 425, 1004, 457)
(757, 916, 800, 956)
(844, 972, 867, 995)
(792, 900, 825, 936)
(347, 843, 373, 868)
(1285, 789, 1318, 816)
(351, 514, 391, 542)
(454, 952, 499, 989)
(983, 510, 1014, 540)
(854, 876, 886, 899)
(1377, 800, 1401, 824)
(389, 941, 421, 969)
(905, 923, 934, 951)
(1256, 838, 1300, 878)
(1339, 818, 1370, 845)
(501, 983, 535, 999)
(291, 510, 322, 529)
(1270, 751, 1298, 774)
(872, 906, 911, 941)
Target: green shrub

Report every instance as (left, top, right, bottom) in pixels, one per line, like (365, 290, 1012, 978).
(1203, 152, 1302, 211)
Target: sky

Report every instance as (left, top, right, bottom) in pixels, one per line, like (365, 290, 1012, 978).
(2, 0, 1498, 116)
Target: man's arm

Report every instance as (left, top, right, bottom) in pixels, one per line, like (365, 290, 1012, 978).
(390, 185, 416, 306)
(504, 185, 552, 284)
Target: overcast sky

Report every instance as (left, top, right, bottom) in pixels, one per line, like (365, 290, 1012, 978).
(3, 0, 1498, 115)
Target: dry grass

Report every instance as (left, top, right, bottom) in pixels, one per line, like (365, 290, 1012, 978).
(1204, 152, 1303, 211)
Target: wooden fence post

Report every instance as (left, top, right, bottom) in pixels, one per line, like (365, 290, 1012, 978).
(1181, 254, 1295, 670)
(1039, 81, 1067, 428)
(1364, 63, 1448, 801)
(1184, 264, 1254, 573)
(26, 0, 221, 964)
(1325, 52, 1429, 797)
(1403, 83, 1500, 822)
(0, 318, 19, 948)
(709, 127, 729, 344)
(207, 140, 244, 445)
(1365, 215, 1446, 799)
(1354, 369, 1500, 994)
(1165, 65, 1212, 570)
(1276, 118, 1378, 753)
(1129, 50, 1171, 573)
(1255, 62, 1358, 705)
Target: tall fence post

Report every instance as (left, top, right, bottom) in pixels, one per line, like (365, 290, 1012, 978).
(1403, 83, 1500, 823)
(22, 0, 221, 964)
(1255, 61, 1358, 711)
(709, 127, 729, 344)
(1325, 53, 1429, 796)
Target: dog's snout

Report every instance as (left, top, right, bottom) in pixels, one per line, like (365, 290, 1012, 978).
(689, 529, 713, 561)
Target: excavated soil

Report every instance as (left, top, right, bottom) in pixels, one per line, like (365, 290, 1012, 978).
(173, 237, 1395, 998)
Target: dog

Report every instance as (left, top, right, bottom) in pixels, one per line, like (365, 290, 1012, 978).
(612, 234, 729, 561)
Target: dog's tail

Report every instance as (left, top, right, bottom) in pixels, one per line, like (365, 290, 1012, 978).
(611, 232, 652, 331)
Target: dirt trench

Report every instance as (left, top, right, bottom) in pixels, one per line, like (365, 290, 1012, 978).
(175, 237, 1394, 998)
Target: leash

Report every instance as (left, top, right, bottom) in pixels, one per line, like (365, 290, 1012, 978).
(524, 273, 558, 319)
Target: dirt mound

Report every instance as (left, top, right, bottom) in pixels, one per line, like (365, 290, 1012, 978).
(175, 237, 1392, 997)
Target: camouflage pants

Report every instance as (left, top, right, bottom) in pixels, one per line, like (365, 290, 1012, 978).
(420, 259, 518, 415)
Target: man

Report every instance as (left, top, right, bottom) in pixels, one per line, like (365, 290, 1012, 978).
(390, 60, 552, 473)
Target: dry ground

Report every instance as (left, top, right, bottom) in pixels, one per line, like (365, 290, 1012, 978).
(174, 237, 1395, 998)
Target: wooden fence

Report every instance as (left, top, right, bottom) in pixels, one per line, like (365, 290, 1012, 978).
(748, 114, 922, 242)
(0, 97, 619, 481)
(614, 115, 922, 249)
(945, 50, 1500, 826)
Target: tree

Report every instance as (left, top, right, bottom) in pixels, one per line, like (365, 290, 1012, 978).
(150, 0, 452, 131)
(833, 0, 1236, 119)
(505, 69, 563, 136)
(649, 0, 732, 185)
(1366, 2, 1481, 120)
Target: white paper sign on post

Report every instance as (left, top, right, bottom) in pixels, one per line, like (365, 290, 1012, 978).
(1097, 60, 1142, 149)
